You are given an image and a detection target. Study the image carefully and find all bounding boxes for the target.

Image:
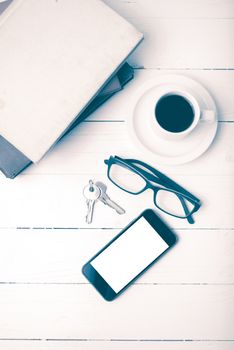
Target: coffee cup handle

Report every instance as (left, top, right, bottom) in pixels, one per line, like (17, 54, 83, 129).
(200, 109, 215, 123)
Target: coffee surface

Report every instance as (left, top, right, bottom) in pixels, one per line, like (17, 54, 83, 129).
(155, 94, 194, 133)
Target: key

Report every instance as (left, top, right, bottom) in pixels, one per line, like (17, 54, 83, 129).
(95, 181, 125, 215)
(83, 180, 101, 224)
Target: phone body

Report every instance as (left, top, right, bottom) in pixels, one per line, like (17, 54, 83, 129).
(82, 209, 177, 301)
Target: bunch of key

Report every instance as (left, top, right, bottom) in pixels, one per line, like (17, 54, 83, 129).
(83, 180, 125, 224)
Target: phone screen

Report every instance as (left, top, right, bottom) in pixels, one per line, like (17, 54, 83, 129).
(90, 217, 169, 293)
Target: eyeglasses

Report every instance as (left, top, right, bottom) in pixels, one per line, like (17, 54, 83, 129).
(104, 156, 201, 224)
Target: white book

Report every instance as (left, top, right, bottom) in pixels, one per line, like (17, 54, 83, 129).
(0, 0, 143, 163)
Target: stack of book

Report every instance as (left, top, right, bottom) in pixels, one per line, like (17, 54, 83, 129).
(0, 0, 143, 178)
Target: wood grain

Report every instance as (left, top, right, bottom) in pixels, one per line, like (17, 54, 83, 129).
(103, 1, 234, 69)
(0, 340, 233, 350)
(129, 19, 233, 69)
(87, 70, 234, 122)
(0, 1, 233, 349)
(104, 0, 234, 19)
(0, 229, 233, 284)
(0, 284, 233, 339)
(0, 172, 233, 228)
(21, 121, 234, 176)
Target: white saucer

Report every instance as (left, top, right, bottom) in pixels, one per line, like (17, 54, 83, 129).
(127, 75, 218, 165)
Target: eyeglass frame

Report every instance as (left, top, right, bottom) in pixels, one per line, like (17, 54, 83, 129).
(104, 155, 201, 222)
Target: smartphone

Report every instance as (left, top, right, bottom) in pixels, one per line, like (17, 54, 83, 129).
(82, 209, 177, 301)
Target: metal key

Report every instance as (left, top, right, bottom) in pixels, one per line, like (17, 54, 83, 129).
(83, 180, 101, 224)
(95, 181, 125, 214)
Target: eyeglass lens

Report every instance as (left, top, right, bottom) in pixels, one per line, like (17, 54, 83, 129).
(155, 189, 194, 218)
(109, 162, 146, 194)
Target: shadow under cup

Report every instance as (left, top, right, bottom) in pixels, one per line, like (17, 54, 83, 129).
(155, 94, 195, 133)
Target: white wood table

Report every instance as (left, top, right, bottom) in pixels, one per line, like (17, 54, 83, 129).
(0, 1, 233, 349)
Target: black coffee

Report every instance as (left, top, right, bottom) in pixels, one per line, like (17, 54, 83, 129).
(155, 94, 194, 133)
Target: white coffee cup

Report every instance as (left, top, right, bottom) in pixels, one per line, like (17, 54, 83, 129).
(151, 88, 215, 141)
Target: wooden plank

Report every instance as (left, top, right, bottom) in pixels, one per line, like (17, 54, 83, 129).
(0, 172, 233, 229)
(3, 0, 233, 19)
(3, 2, 231, 68)
(0, 229, 233, 284)
(0, 284, 233, 339)
(102, 2, 234, 69)
(89, 70, 234, 122)
(0, 340, 233, 350)
(124, 19, 233, 69)
(104, 0, 234, 19)
(21, 121, 234, 176)
(2, 0, 234, 20)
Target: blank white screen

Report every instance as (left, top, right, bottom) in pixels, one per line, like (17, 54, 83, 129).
(91, 217, 169, 293)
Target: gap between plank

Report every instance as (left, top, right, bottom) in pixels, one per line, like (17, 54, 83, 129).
(0, 282, 233, 286)
(134, 67, 234, 71)
(13, 227, 234, 230)
(0, 338, 233, 342)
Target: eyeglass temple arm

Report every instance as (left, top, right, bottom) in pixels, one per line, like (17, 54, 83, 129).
(107, 157, 196, 223)
(179, 194, 195, 224)
(108, 156, 200, 210)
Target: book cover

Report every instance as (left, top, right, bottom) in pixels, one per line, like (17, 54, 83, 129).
(0, 63, 134, 178)
(0, 0, 143, 163)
